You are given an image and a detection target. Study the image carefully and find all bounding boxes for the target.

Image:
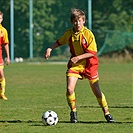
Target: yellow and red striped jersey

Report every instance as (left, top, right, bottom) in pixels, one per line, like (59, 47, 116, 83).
(56, 26, 99, 80)
(56, 26, 97, 56)
(0, 24, 9, 45)
(0, 24, 9, 64)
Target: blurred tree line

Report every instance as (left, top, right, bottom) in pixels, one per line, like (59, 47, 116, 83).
(0, 0, 133, 58)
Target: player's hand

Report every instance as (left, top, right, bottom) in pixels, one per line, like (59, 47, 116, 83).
(5, 57, 10, 65)
(71, 56, 79, 64)
(44, 48, 52, 60)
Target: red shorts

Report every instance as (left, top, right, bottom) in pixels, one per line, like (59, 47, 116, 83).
(66, 56, 99, 80)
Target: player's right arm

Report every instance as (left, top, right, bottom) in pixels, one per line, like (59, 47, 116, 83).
(44, 29, 70, 60)
(44, 42, 59, 60)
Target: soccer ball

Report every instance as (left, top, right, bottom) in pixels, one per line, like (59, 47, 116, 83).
(19, 57, 23, 62)
(42, 110, 58, 126)
(15, 57, 19, 63)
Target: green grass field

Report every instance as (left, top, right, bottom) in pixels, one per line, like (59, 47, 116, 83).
(0, 61, 132, 133)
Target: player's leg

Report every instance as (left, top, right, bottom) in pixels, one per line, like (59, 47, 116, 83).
(66, 76, 78, 123)
(89, 79, 114, 123)
(89, 79, 109, 114)
(0, 67, 7, 100)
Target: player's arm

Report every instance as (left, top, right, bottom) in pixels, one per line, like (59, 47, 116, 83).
(71, 53, 94, 64)
(45, 30, 69, 60)
(44, 42, 59, 60)
(71, 31, 97, 64)
(4, 44, 10, 65)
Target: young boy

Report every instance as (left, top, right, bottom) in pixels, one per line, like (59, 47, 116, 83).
(44, 8, 114, 123)
(0, 11, 10, 100)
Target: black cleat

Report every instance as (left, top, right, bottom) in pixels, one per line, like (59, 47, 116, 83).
(70, 111, 78, 123)
(105, 114, 114, 123)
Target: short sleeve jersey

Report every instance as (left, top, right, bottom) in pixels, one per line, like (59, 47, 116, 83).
(56, 26, 99, 80)
(0, 24, 9, 64)
(56, 26, 97, 56)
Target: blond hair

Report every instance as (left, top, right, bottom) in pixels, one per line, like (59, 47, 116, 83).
(70, 8, 85, 22)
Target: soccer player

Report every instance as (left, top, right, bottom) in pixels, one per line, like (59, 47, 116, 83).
(44, 8, 114, 123)
(0, 11, 10, 100)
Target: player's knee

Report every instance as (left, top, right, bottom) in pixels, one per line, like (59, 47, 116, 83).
(89, 77, 99, 85)
(66, 87, 74, 95)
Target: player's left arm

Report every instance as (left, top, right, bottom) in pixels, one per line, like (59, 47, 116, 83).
(4, 44, 10, 65)
(44, 42, 59, 60)
(71, 53, 94, 64)
(71, 31, 97, 64)
(3, 28, 10, 65)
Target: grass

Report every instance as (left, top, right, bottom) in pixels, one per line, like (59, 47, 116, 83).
(0, 61, 132, 133)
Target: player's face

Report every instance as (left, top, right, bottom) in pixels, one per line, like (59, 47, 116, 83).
(72, 17, 85, 32)
(0, 15, 3, 24)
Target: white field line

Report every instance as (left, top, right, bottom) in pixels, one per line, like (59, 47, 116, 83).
(0, 105, 66, 111)
(28, 62, 67, 65)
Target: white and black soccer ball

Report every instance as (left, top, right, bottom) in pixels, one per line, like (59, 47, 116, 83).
(42, 110, 58, 126)
(19, 57, 23, 62)
(15, 57, 19, 63)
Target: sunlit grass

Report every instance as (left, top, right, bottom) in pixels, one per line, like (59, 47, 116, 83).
(0, 62, 132, 133)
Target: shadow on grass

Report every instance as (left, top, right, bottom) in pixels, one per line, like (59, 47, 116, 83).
(0, 120, 42, 124)
(0, 120, 132, 125)
(59, 121, 133, 124)
(0, 120, 44, 126)
(79, 105, 133, 108)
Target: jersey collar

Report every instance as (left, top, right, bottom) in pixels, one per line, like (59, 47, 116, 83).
(72, 26, 84, 35)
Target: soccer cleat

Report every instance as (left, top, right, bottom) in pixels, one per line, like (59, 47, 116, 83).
(105, 114, 114, 123)
(70, 111, 78, 123)
(0, 94, 8, 100)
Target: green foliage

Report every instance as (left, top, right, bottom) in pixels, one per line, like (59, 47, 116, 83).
(33, 0, 58, 57)
(0, 0, 133, 58)
(93, 0, 133, 50)
(0, 62, 132, 133)
(14, 0, 29, 58)
(93, 0, 133, 31)
(97, 31, 133, 56)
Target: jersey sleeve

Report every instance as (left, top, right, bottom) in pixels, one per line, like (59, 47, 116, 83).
(3, 28, 9, 45)
(56, 30, 71, 46)
(85, 30, 97, 54)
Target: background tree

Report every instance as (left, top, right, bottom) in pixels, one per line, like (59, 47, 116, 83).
(93, 0, 133, 50)
(0, 0, 133, 58)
